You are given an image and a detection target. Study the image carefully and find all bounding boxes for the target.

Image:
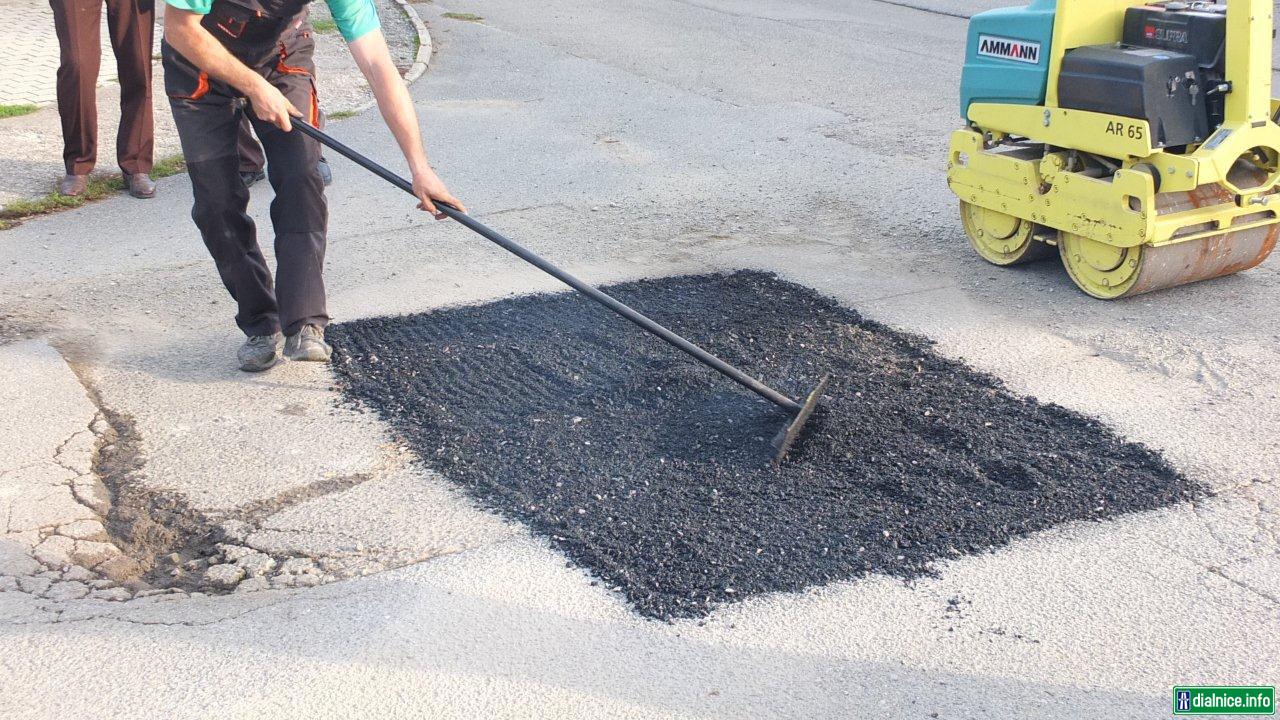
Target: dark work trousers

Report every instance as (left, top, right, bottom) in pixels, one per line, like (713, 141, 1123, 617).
(237, 107, 325, 174)
(236, 116, 267, 174)
(50, 0, 155, 176)
(163, 16, 327, 338)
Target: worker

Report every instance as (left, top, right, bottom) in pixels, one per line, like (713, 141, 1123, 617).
(51, 0, 156, 198)
(161, 0, 464, 372)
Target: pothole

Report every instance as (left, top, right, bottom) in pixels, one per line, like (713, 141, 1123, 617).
(83, 407, 346, 596)
(2, 344, 347, 606)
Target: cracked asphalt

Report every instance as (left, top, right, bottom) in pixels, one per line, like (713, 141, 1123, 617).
(1, 0, 1278, 717)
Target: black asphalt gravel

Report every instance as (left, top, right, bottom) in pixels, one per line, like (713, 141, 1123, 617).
(328, 271, 1201, 620)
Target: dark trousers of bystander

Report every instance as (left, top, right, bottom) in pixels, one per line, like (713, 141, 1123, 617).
(50, 0, 155, 176)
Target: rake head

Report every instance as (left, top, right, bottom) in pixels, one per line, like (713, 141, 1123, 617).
(771, 373, 831, 464)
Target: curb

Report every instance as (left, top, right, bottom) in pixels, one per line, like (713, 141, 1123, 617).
(392, 0, 433, 85)
(345, 0, 431, 115)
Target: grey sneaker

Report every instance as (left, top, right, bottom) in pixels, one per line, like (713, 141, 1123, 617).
(238, 333, 283, 372)
(284, 324, 332, 362)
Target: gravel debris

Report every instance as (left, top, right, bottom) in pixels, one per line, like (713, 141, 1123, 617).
(203, 563, 246, 589)
(328, 271, 1200, 619)
(61, 565, 95, 583)
(235, 552, 277, 578)
(95, 555, 141, 583)
(293, 573, 322, 588)
(44, 580, 89, 601)
(71, 541, 120, 568)
(218, 520, 252, 543)
(279, 558, 318, 575)
(215, 544, 257, 563)
(236, 577, 271, 593)
(56, 519, 108, 541)
(91, 587, 132, 602)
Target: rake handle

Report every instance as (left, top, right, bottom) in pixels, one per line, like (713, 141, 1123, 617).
(293, 120, 803, 414)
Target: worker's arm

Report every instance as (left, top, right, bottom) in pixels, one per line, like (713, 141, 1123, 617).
(162, 8, 301, 130)
(348, 30, 465, 218)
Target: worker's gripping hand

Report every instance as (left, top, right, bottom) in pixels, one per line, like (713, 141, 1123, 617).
(248, 81, 302, 132)
(412, 168, 467, 220)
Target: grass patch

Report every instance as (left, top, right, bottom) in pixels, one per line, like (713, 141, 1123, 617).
(311, 18, 338, 33)
(151, 154, 188, 177)
(0, 104, 38, 120)
(441, 12, 483, 21)
(327, 109, 359, 121)
(0, 153, 187, 230)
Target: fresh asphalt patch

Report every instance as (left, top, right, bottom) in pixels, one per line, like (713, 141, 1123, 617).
(328, 271, 1201, 620)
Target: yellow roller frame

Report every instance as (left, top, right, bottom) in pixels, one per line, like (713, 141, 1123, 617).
(949, 0, 1280, 250)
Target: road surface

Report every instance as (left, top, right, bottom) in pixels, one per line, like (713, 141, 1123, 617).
(1, 1, 1277, 717)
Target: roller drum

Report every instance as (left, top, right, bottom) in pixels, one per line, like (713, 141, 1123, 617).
(1060, 164, 1279, 299)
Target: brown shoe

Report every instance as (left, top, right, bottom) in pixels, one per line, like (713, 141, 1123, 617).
(58, 174, 89, 197)
(125, 173, 156, 199)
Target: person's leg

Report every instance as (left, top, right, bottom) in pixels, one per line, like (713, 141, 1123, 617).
(251, 109, 328, 339)
(50, 0, 102, 189)
(249, 33, 328, 348)
(314, 108, 332, 186)
(181, 107, 280, 338)
(166, 54, 280, 348)
(103, 0, 153, 183)
(236, 114, 266, 179)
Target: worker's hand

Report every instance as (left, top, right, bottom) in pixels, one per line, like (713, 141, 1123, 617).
(248, 82, 302, 132)
(411, 167, 467, 220)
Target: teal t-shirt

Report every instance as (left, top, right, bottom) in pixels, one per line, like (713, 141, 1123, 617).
(165, 0, 380, 43)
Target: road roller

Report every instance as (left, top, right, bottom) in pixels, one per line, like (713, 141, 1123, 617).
(948, 0, 1280, 298)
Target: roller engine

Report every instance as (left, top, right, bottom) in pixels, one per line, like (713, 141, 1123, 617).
(949, 0, 1279, 298)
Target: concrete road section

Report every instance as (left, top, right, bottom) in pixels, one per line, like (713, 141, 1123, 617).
(1, 1, 1277, 717)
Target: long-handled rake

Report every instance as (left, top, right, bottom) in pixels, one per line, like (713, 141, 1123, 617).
(295, 121, 829, 462)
